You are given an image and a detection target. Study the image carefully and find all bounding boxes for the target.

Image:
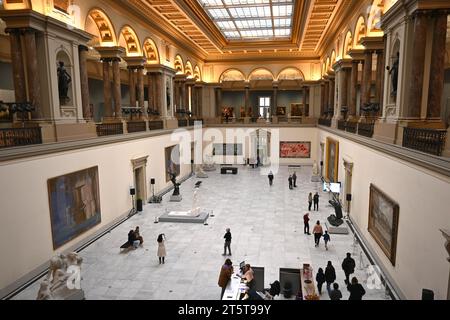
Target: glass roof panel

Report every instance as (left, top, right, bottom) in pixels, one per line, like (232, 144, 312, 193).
(197, 0, 295, 40)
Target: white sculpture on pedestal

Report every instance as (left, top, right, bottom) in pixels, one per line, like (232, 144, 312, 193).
(202, 155, 216, 171)
(195, 164, 208, 178)
(312, 161, 319, 176)
(37, 252, 84, 300)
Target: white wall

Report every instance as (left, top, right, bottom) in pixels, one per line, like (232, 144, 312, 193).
(0, 130, 193, 292)
(317, 129, 450, 300)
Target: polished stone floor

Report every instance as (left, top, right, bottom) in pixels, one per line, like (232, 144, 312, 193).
(14, 165, 390, 300)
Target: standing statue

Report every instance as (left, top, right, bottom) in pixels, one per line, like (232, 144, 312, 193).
(166, 81, 171, 110)
(57, 61, 72, 104)
(312, 161, 319, 176)
(386, 52, 399, 98)
(169, 172, 180, 196)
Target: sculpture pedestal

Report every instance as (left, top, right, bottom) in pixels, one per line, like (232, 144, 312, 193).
(170, 195, 182, 202)
(196, 172, 208, 178)
(311, 175, 321, 182)
(325, 222, 349, 234)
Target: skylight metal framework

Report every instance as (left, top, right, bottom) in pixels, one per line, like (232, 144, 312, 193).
(198, 0, 294, 41)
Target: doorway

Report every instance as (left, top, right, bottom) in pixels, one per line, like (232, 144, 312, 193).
(259, 96, 271, 120)
(131, 156, 149, 206)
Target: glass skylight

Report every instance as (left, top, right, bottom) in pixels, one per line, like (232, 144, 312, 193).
(198, 0, 294, 40)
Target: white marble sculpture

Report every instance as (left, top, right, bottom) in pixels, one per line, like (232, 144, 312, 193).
(195, 164, 208, 178)
(202, 155, 216, 171)
(37, 252, 84, 300)
(312, 161, 319, 176)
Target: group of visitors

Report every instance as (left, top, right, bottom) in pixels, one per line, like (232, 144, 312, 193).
(315, 253, 366, 300)
(218, 258, 259, 300)
(303, 217, 331, 250)
(308, 192, 320, 211)
(124, 228, 166, 264)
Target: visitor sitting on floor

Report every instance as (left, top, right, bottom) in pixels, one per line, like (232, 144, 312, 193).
(239, 264, 255, 289)
(134, 226, 144, 245)
(128, 230, 140, 249)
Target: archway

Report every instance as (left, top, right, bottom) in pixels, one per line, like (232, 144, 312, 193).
(219, 68, 246, 82)
(185, 61, 194, 78)
(368, 0, 384, 35)
(343, 30, 353, 59)
(174, 55, 184, 74)
(248, 68, 274, 81)
(85, 8, 117, 46)
(353, 16, 367, 48)
(193, 65, 201, 81)
(143, 38, 160, 64)
(277, 67, 305, 81)
(118, 26, 142, 57)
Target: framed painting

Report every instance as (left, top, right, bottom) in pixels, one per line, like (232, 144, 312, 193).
(47, 166, 101, 249)
(165, 144, 180, 182)
(280, 141, 311, 158)
(290, 103, 303, 117)
(325, 137, 339, 182)
(368, 184, 400, 266)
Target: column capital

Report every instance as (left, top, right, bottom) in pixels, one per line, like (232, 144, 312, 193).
(78, 44, 89, 52)
(333, 58, 353, 72)
(95, 46, 126, 60)
(272, 80, 279, 88)
(348, 48, 366, 61)
(123, 56, 147, 68)
(360, 36, 385, 51)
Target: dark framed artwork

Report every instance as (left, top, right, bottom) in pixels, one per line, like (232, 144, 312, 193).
(165, 144, 180, 182)
(280, 141, 311, 158)
(325, 137, 339, 182)
(47, 166, 101, 249)
(368, 184, 400, 266)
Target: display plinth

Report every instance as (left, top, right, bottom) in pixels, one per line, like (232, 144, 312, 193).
(170, 195, 182, 202)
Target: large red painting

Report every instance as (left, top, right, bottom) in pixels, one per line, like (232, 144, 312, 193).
(280, 141, 311, 158)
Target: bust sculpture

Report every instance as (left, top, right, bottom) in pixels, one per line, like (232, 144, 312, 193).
(57, 61, 71, 104)
(37, 252, 84, 300)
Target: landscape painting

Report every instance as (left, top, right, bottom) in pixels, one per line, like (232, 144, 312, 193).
(165, 144, 180, 182)
(368, 184, 400, 266)
(280, 141, 311, 158)
(48, 166, 101, 249)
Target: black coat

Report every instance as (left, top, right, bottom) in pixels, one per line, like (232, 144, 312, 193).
(224, 232, 232, 242)
(313, 194, 319, 203)
(325, 266, 336, 283)
(347, 283, 366, 300)
(342, 257, 356, 274)
(316, 272, 325, 285)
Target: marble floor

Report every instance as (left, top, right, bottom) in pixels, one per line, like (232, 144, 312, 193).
(14, 165, 390, 300)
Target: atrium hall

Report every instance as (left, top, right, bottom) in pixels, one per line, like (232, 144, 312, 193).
(0, 0, 449, 301)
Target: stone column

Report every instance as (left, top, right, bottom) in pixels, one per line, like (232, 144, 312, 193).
(303, 86, 308, 117)
(197, 85, 203, 118)
(78, 45, 91, 120)
(328, 78, 335, 118)
(215, 87, 222, 117)
(181, 80, 187, 111)
(101, 58, 113, 118)
(155, 72, 162, 116)
(339, 68, 349, 119)
(7, 28, 27, 103)
(323, 81, 329, 117)
(375, 50, 385, 114)
(407, 11, 428, 118)
(137, 66, 145, 114)
(112, 58, 122, 119)
(349, 60, 359, 119)
(427, 12, 448, 119)
(23, 28, 42, 119)
(272, 83, 278, 118)
(245, 85, 250, 116)
(128, 67, 137, 108)
(362, 50, 373, 109)
(147, 72, 154, 111)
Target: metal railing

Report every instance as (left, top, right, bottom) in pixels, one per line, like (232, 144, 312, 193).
(0, 127, 42, 148)
(338, 120, 346, 131)
(403, 127, 447, 156)
(148, 120, 164, 130)
(96, 123, 123, 137)
(346, 121, 357, 134)
(318, 118, 331, 127)
(357, 122, 375, 138)
(127, 121, 146, 133)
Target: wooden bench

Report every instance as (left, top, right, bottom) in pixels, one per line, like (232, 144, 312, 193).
(221, 167, 238, 174)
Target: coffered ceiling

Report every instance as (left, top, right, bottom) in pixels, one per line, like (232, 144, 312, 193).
(125, 0, 351, 61)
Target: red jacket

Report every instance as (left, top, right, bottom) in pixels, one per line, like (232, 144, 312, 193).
(303, 214, 310, 224)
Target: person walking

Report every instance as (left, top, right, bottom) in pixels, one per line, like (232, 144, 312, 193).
(342, 252, 356, 285)
(347, 277, 366, 300)
(288, 175, 293, 190)
(323, 231, 331, 250)
(157, 234, 166, 264)
(313, 192, 320, 211)
(292, 172, 297, 188)
(308, 192, 313, 211)
(324, 261, 336, 295)
(223, 228, 232, 256)
(303, 213, 310, 235)
(315, 268, 326, 295)
(313, 221, 323, 247)
(268, 171, 274, 186)
(329, 283, 343, 300)
(218, 259, 234, 299)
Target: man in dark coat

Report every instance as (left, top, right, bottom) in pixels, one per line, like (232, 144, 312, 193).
(292, 172, 297, 188)
(342, 252, 356, 285)
(324, 261, 336, 295)
(288, 175, 293, 190)
(347, 277, 366, 300)
(223, 228, 232, 255)
(303, 213, 310, 235)
(313, 192, 320, 211)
